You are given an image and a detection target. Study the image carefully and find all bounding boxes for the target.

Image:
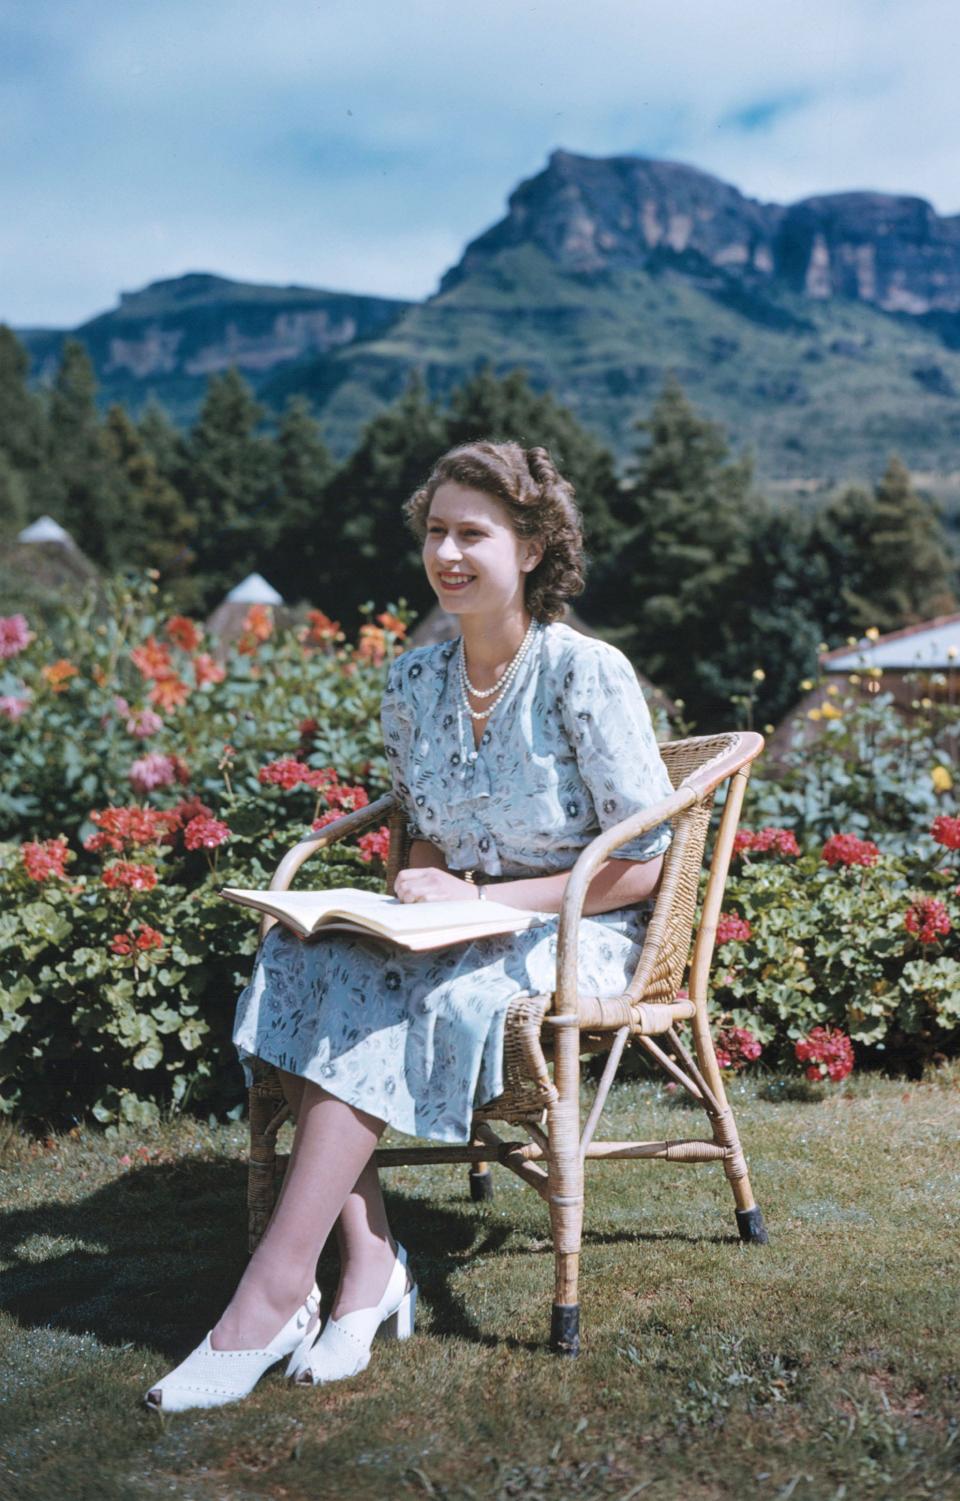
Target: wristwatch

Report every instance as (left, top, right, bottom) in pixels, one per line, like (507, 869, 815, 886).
(462, 869, 487, 901)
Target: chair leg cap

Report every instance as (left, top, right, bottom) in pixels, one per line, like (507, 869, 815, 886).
(469, 1169, 494, 1202)
(550, 1303, 580, 1357)
(736, 1206, 769, 1244)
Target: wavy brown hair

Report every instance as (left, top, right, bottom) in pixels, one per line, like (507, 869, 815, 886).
(404, 441, 585, 622)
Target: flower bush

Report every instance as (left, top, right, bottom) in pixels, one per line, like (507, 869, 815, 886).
(0, 586, 409, 1125)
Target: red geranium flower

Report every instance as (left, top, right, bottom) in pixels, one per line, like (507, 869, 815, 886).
(258, 758, 312, 790)
(21, 836, 71, 882)
(102, 861, 158, 892)
(716, 913, 752, 945)
(183, 814, 231, 850)
(714, 1025, 762, 1072)
(904, 896, 951, 944)
(327, 783, 369, 813)
(931, 815, 960, 851)
(85, 805, 169, 853)
(821, 833, 880, 868)
(795, 1027, 854, 1083)
(110, 923, 165, 956)
(358, 825, 391, 864)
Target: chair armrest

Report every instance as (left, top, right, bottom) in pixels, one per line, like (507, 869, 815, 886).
(258, 792, 397, 940)
(554, 731, 765, 1016)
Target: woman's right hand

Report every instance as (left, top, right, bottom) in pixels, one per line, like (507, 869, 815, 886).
(394, 868, 479, 904)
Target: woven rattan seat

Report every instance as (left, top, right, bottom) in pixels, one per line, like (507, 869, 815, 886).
(246, 729, 767, 1355)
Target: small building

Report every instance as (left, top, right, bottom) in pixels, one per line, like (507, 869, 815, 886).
(206, 572, 290, 652)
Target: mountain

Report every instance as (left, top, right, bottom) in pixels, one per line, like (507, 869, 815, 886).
(13, 153, 960, 481)
(15, 273, 411, 427)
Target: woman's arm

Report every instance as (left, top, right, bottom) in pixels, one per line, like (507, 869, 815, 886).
(393, 853, 664, 915)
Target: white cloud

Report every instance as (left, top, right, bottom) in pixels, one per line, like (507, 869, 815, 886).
(3, 0, 960, 324)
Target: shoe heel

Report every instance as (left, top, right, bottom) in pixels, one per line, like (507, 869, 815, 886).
(379, 1285, 417, 1341)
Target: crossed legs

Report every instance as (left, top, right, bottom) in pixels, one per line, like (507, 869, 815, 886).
(211, 1074, 403, 1352)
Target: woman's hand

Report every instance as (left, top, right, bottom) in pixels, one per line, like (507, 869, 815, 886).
(393, 868, 479, 904)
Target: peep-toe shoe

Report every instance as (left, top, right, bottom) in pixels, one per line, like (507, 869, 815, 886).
(292, 1244, 416, 1385)
(145, 1284, 321, 1413)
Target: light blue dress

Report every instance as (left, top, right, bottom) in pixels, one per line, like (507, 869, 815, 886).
(233, 623, 674, 1143)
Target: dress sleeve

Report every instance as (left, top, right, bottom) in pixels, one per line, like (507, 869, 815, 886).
(559, 642, 674, 862)
(380, 656, 425, 840)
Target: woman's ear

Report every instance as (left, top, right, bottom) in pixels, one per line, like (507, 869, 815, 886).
(521, 540, 544, 573)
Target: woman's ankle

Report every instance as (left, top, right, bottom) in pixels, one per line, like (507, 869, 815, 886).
(331, 1236, 405, 1320)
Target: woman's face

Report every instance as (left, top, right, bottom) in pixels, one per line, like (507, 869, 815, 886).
(423, 482, 542, 619)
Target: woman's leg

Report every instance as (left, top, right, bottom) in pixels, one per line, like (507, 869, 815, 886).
(331, 1158, 412, 1318)
(211, 1081, 385, 1350)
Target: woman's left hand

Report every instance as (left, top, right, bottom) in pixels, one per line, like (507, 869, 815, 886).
(393, 868, 479, 904)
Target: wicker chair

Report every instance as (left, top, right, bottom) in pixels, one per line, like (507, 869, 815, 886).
(247, 730, 767, 1356)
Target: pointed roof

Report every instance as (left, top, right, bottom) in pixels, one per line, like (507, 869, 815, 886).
(822, 611, 960, 671)
(224, 572, 284, 605)
(17, 515, 76, 546)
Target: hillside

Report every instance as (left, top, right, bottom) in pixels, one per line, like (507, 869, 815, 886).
(14, 151, 960, 481)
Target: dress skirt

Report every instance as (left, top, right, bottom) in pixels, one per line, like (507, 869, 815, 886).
(232, 903, 652, 1144)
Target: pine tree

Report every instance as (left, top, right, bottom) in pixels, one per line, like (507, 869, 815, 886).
(610, 377, 768, 725)
(321, 373, 447, 620)
(101, 405, 198, 599)
(263, 397, 334, 602)
(183, 368, 275, 601)
(0, 449, 29, 538)
(0, 326, 47, 499)
(443, 365, 621, 592)
(808, 457, 958, 640)
(44, 340, 129, 566)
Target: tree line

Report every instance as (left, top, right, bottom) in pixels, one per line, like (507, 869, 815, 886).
(0, 326, 956, 728)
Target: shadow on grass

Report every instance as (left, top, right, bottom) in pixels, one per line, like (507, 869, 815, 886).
(0, 1157, 743, 1362)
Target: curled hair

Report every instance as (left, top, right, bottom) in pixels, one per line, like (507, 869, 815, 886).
(404, 441, 585, 622)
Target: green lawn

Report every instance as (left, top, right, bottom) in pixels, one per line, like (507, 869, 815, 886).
(1, 1072, 958, 1501)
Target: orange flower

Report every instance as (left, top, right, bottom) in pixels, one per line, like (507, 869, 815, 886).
(41, 659, 79, 692)
(356, 625, 386, 665)
(165, 615, 202, 652)
(130, 636, 173, 680)
(192, 652, 226, 687)
(245, 604, 273, 641)
(91, 665, 107, 687)
(303, 609, 342, 645)
(376, 611, 407, 638)
(147, 674, 191, 711)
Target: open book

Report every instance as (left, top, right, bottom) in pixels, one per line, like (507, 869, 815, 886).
(220, 885, 548, 953)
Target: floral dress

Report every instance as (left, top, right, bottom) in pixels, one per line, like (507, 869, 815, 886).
(232, 623, 674, 1143)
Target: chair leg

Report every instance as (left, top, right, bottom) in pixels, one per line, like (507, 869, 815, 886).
(468, 1141, 495, 1202)
(547, 1023, 583, 1356)
(247, 1064, 288, 1253)
(688, 1011, 769, 1245)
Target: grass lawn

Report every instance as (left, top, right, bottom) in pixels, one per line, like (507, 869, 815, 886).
(1, 1071, 958, 1501)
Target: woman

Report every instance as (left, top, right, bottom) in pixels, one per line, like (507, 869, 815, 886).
(147, 441, 674, 1411)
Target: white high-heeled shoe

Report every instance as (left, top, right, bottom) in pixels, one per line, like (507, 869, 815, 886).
(145, 1284, 321, 1413)
(291, 1244, 416, 1385)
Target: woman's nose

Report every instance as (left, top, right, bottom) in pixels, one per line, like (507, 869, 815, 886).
(436, 534, 462, 561)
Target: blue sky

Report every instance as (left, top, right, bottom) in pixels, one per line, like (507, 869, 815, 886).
(2, 0, 959, 327)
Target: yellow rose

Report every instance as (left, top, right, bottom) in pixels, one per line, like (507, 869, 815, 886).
(865, 626, 880, 641)
(821, 702, 843, 720)
(826, 683, 840, 696)
(800, 678, 814, 692)
(807, 707, 823, 722)
(931, 766, 953, 793)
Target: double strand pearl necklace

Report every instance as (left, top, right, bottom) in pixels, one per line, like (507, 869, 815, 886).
(458, 619, 539, 722)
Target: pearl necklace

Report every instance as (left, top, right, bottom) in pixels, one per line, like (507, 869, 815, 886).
(458, 620, 539, 722)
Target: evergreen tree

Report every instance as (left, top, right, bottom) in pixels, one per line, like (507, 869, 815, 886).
(610, 377, 768, 725)
(183, 368, 275, 601)
(44, 340, 128, 565)
(138, 397, 190, 491)
(444, 365, 622, 594)
(0, 326, 47, 499)
(321, 373, 447, 620)
(808, 457, 958, 640)
(101, 405, 198, 600)
(0, 449, 29, 538)
(263, 396, 334, 602)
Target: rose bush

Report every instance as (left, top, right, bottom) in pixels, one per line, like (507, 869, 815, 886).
(0, 586, 407, 1125)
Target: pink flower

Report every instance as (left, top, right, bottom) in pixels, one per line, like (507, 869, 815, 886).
(714, 1025, 763, 1072)
(102, 861, 158, 892)
(716, 913, 752, 945)
(21, 836, 71, 882)
(736, 827, 801, 858)
(0, 613, 34, 659)
(128, 752, 177, 794)
(904, 896, 951, 944)
(0, 694, 30, 721)
(258, 758, 312, 790)
(182, 814, 231, 850)
(125, 707, 164, 739)
(931, 815, 960, 852)
(192, 652, 226, 687)
(358, 825, 391, 864)
(795, 1027, 854, 1083)
(821, 833, 880, 868)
